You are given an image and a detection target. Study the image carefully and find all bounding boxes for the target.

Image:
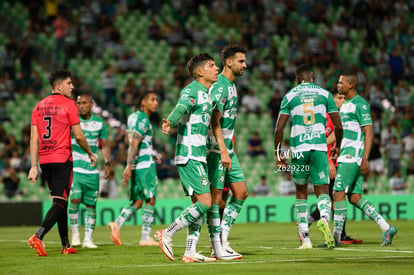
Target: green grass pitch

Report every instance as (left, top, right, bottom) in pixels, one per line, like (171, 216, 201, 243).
(1, 220, 413, 274)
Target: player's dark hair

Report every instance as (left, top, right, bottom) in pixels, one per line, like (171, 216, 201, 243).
(221, 44, 247, 63)
(341, 71, 359, 87)
(48, 70, 71, 89)
(77, 92, 93, 100)
(295, 64, 313, 77)
(187, 53, 214, 78)
(138, 90, 156, 110)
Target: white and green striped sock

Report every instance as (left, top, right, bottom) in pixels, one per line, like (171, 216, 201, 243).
(141, 205, 155, 241)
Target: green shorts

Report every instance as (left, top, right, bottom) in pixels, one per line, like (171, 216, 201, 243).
(207, 152, 245, 190)
(177, 160, 210, 196)
(70, 172, 100, 206)
(333, 162, 363, 194)
(290, 150, 329, 185)
(130, 164, 158, 201)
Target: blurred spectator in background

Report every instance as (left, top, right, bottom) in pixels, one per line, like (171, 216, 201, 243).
(53, 14, 68, 65)
(156, 150, 178, 180)
(279, 172, 295, 196)
(385, 136, 403, 178)
(19, 38, 34, 79)
(402, 130, 414, 155)
(120, 78, 139, 108)
(247, 131, 266, 157)
(101, 65, 117, 110)
(389, 170, 407, 195)
(242, 89, 261, 115)
(251, 175, 270, 197)
(1, 44, 16, 80)
(1, 166, 24, 198)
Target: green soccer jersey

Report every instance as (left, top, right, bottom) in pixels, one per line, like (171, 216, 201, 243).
(127, 110, 154, 170)
(72, 114, 107, 174)
(337, 94, 372, 166)
(279, 82, 338, 153)
(208, 74, 238, 154)
(173, 80, 212, 164)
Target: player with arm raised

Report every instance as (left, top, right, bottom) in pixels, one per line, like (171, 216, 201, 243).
(155, 53, 218, 263)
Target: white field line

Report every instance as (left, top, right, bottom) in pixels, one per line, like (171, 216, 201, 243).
(2, 239, 413, 254)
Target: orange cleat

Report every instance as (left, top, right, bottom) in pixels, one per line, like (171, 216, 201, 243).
(28, 235, 48, 256)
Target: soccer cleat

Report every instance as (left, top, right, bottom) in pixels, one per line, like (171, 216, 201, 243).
(381, 225, 397, 247)
(82, 239, 98, 249)
(317, 219, 335, 249)
(155, 230, 174, 261)
(222, 241, 243, 259)
(139, 238, 159, 246)
(211, 248, 242, 260)
(107, 222, 122, 246)
(182, 251, 217, 263)
(61, 246, 77, 254)
(71, 232, 81, 247)
(341, 236, 363, 245)
(298, 238, 312, 249)
(28, 235, 48, 256)
(316, 241, 341, 248)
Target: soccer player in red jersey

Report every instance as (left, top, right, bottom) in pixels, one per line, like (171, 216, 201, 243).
(27, 70, 97, 256)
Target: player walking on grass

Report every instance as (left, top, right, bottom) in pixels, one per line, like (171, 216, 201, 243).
(333, 72, 397, 246)
(308, 90, 363, 245)
(274, 64, 343, 250)
(28, 70, 97, 256)
(155, 53, 218, 262)
(108, 91, 160, 246)
(205, 44, 248, 260)
(69, 93, 111, 249)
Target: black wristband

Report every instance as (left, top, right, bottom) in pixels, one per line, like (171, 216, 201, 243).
(104, 162, 111, 166)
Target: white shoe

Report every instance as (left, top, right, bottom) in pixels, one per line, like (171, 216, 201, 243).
(155, 230, 174, 261)
(221, 241, 242, 259)
(298, 238, 312, 249)
(182, 251, 216, 262)
(71, 233, 81, 247)
(211, 247, 242, 260)
(82, 239, 98, 249)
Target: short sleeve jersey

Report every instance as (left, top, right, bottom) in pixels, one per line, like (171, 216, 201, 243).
(337, 95, 372, 165)
(128, 110, 154, 170)
(173, 80, 212, 164)
(208, 74, 238, 154)
(279, 83, 338, 153)
(72, 114, 107, 174)
(31, 94, 80, 164)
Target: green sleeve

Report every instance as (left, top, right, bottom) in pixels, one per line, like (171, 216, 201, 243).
(167, 104, 187, 126)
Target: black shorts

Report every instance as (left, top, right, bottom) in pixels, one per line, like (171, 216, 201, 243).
(40, 160, 73, 199)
